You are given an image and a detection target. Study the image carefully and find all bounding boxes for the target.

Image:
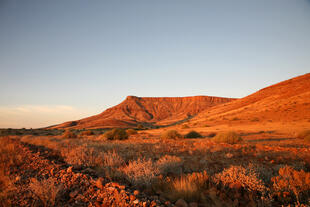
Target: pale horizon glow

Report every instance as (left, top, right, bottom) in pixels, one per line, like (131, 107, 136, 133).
(0, 0, 309, 128)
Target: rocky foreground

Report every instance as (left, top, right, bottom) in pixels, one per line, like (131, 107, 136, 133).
(2, 138, 164, 207)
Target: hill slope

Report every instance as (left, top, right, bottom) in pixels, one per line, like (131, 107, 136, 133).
(53, 96, 236, 129)
(190, 73, 310, 126)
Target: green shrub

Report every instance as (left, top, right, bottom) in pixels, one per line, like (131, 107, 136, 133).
(126, 129, 137, 135)
(103, 128, 128, 140)
(161, 130, 182, 139)
(212, 131, 242, 144)
(184, 130, 202, 138)
(62, 130, 77, 139)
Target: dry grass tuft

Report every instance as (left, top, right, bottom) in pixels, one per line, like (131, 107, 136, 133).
(156, 155, 183, 175)
(161, 130, 182, 140)
(212, 131, 242, 144)
(104, 150, 124, 168)
(167, 171, 209, 202)
(121, 158, 159, 187)
(29, 177, 63, 207)
(80, 130, 94, 136)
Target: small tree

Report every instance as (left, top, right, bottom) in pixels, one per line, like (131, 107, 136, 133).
(103, 128, 128, 140)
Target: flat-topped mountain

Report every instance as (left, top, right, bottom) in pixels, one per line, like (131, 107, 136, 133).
(53, 95, 236, 129)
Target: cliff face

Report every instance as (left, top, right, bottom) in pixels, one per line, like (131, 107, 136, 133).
(54, 95, 236, 129)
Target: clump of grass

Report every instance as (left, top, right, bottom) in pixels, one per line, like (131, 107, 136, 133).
(62, 129, 77, 139)
(184, 130, 202, 138)
(272, 165, 310, 203)
(167, 171, 209, 202)
(61, 145, 104, 167)
(212, 131, 242, 144)
(104, 150, 124, 168)
(156, 155, 183, 175)
(126, 129, 137, 135)
(214, 165, 266, 192)
(161, 130, 182, 140)
(121, 158, 159, 187)
(103, 128, 128, 140)
(137, 124, 144, 130)
(29, 177, 63, 207)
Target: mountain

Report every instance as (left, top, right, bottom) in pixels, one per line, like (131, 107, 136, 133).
(190, 73, 310, 126)
(53, 96, 236, 129)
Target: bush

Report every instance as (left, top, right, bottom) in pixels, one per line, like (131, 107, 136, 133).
(29, 177, 63, 207)
(161, 130, 182, 139)
(137, 124, 144, 130)
(62, 130, 77, 139)
(212, 131, 242, 144)
(272, 165, 310, 203)
(80, 130, 94, 136)
(103, 128, 128, 140)
(184, 130, 202, 138)
(126, 129, 137, 135)
(181, 124, 190, 129)
(214, 165, 266, 192)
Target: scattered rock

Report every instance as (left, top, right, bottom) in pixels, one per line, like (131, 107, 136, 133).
(133, 199, 139, 204)
(175, 199, 188, 207)
(95, 178, 104, 189)
(67, 166, 73, 173)
(133, 190, 140, 196)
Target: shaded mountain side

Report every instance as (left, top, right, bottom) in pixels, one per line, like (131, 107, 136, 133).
(190, 73, 310, 125)
(52, 96, 236, 129)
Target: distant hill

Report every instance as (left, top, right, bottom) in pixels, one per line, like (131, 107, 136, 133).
(52, 96, 235, 129)
(190, 73, 310, 126)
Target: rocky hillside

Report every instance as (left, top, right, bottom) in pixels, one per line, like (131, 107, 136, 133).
(53, 96, 236, 129)
(191, 73, 310, 125)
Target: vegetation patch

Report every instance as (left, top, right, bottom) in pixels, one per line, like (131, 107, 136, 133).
(184, 130, 202, 138)
(212, 131, 242, 144)
(62, 129, 77, 139)
(126, 129, 137, 135)
(103, 128, 128, 140)
(161, 130, 182, 139)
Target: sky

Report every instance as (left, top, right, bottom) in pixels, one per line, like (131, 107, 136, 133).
(0, 0, 309, 128)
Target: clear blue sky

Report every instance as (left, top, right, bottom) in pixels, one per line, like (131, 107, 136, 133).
(0, 0, 309, 128)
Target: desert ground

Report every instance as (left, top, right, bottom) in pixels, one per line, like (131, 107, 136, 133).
(1, 74, 310, 207)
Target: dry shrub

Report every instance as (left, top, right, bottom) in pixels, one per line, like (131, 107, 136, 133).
(214, 165, 266, 192)
(104, 150, 124, 168)
(296, 130, 310, 139)
(126, 129, 137, 136)
(80, 130, 94, 136)
(271, 166, 310, 203)
(212, 131, 242, 144)
(61, 145, 104, 167)
(184, 130, 202, 138)
(167, 171, 209, 202)
(161, 130, 182, 140)
(121, 158, 159, 187)
(29, 177, 63, 207)
(62, 129, 77, 139)
(156, 155, 183, 175)
(103, 128, 128, 140)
